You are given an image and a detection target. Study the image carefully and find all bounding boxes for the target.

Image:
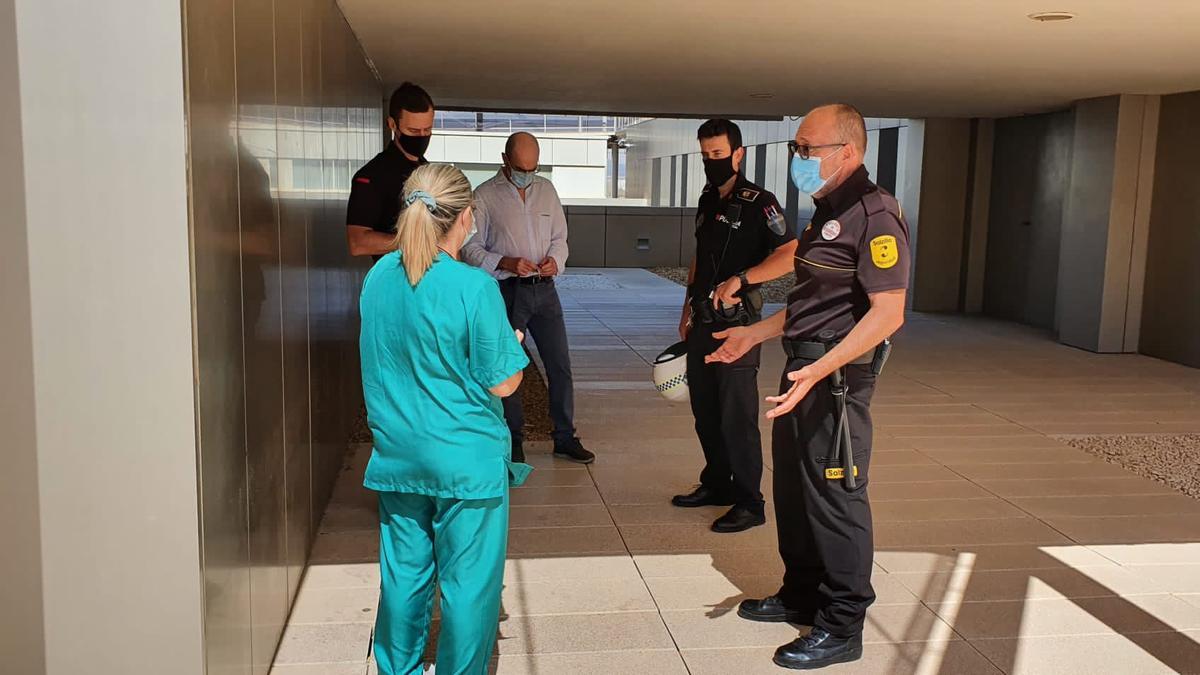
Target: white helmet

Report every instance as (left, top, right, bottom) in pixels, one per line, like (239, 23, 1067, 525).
(652, 341, 689, 402)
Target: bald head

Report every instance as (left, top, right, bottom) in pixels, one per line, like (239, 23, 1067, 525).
(504, 132, 540, 171)
(802, 104, 867, 155)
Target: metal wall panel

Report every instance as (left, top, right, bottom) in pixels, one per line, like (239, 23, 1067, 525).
(184, 0, 379, 673)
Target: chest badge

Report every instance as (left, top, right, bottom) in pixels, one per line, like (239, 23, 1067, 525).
(821, 220, 842, 241)
(870, 235, 899, 269)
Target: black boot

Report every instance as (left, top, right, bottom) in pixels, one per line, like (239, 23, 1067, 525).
(511, 440, 525, 464)
(553, 437, 595, 464)
(737, 596, 813, 624)
(711, 505, 766, 533)
(671, 485, 735, 508)
(773, 627, 863, 670)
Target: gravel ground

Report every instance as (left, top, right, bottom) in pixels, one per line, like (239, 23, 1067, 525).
(649, 266, 795, 304)
(350, 361, 551, 444)
(1061, 434, 1200, 499)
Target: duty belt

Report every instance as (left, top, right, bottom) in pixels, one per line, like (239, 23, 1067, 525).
(505, 275, 553, 285)
(782, 339, 873, 365)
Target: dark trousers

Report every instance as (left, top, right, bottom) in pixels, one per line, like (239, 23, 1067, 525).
(499, 279, 575, 445)
(771, 357, 877, 637)
(686, 322, 764, 509)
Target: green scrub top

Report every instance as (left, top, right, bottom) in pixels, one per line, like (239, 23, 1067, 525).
(360, 250, 529, 499)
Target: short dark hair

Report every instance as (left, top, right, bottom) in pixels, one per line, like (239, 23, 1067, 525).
(697, 119, 742, 151)
(388, 82, 434, 120)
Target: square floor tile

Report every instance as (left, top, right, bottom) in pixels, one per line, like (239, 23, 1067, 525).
(492, 650, 688, 674)
(495, 611, 674, 654)
(682, 641, 1002, 675)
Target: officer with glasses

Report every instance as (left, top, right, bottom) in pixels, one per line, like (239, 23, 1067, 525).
(706, 104, 910, 670)
(463, 132, 595, 466)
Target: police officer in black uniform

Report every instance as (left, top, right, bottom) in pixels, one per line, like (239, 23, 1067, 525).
(706, 104, 910, 670)
(671, 119, 798, 534)
(346, 82, 435, 258)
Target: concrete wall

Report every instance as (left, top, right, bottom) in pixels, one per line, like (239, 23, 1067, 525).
(983, 110, 1074, 329)
(910, 118, 971, 312)
(182, 0, 380, 673)
(564, 205, 696, 267)
(1, 1, 204, 673)
(1141, 90, 1200, 367)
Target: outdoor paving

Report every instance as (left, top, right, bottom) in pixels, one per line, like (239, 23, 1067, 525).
(272, 268, 1200, 675)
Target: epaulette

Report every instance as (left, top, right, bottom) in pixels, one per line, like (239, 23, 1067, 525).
(735, 187, 760, 203)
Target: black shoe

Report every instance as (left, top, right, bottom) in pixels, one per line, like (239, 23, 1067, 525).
(552, 437, 594, 464)
(737, 596, 813, 624)
(711, 505, 766, 533)
(511, 440, 525, 464)
(773, 628, 863, 670)
(671, 485, 735, 508)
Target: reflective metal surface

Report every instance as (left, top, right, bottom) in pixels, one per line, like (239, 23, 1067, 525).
(183, 1, 380, 672)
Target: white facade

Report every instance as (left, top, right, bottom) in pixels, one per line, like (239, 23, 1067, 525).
(425, 130, 610, 199)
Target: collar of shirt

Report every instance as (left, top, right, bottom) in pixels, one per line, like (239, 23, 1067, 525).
(701, 172, 752, 209)
(814, 164, 871, 215)
(384, 141, 426, 169)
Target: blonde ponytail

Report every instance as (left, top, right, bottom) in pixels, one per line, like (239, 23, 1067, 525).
(392, 164, 473, 286)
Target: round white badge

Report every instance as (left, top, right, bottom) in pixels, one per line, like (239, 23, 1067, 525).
(821, 220, 842, 240)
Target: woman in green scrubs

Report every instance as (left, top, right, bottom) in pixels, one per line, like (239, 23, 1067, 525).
(359, 163, 531, 675)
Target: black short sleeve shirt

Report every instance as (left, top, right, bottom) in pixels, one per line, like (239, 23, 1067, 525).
(785, 166, 911, 340)
(690, 175, 795, 298)
(346, 143, 425, 234)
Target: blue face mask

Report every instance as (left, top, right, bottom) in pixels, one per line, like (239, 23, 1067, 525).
(508, 168, 535, 190)
(790, 154, 829, 194)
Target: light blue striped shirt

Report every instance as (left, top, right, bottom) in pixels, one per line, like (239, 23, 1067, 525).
(462, 170, 570, 279)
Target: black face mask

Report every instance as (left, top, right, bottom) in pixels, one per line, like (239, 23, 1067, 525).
(396, 131, 431, 159)
(703, 155, 736, 187)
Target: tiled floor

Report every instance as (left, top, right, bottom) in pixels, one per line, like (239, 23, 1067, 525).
(272, 268, 1200, 675)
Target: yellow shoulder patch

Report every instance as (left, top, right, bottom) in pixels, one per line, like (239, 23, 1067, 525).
(870, 235, 898, 269)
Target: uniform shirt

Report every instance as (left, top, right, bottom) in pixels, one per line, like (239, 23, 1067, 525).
(690, 174, 795, 299)
(346, 143, 426, 235)
(785, 165, 911, 340)
(461, 170, 569, 279)
(359, 251, 529, 499)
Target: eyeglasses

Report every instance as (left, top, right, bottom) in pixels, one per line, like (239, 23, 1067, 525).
(787, 141, 846, 160)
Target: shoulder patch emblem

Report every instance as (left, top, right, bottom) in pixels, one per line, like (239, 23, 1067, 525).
(870, 235, 899, 269)
(765, 205, 787, 235)
(821, 220, 841, 241)
(736, 187, 760, 203)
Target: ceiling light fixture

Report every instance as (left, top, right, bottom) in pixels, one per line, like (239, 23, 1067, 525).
(1028, 11, 1075, 22)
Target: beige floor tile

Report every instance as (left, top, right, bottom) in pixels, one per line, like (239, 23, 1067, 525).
(513, 468, 593, 488)
(933, 594, 1200, 639)
(643, 574, 784, 612)
(288, 586, 379, 625)
(607, 503, 752, 526)
(873, 498, 1027, 522)
(509, 486, 603, 507)
(682, 641, 1002, 675)
(886, 425, 1035, 438)
(508, 504, 612, 529)
(503, 554, 640, 582)
(869, 465, 966, 483)
(976, 476, 1175, 498)
(269, 664, 366, 675)
(1011, 494, 1200, 518)
(494, 611, 674, 654)
(875, 518, 1069, 548)
(1085, 542, 1200, 565)
(906, 436, 1070, 451)
(500, 577, 656, 616)
(921, 448, 1096, 465)
(634, 549, 785, 579)
(951, 461, 1134, 480)
(875, 544, 1116, 574)
(273, 622, 373, 665)
(872, 481, 996, 501)
(319, 503, 380, 533)
(867, 450, 941, 466)
(968, 633, 1196, 675)
(310, 531, 379, 565)
(492, 650, 689, 675)
(1044, 514, 1200, 544)
(1122, 564, 1200, 594)
(507, 526, 627, 557)
(619, 523, 778, 552)
(300, 562, 379, 590)
(892, 564, 1168, 603)
(1178, 594, 1200, 611)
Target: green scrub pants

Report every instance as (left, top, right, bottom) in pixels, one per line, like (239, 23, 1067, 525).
(374, 491, 508, 675)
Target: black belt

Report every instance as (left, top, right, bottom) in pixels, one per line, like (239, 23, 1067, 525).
(782, 339, 873, 365)
(503, 275, 554, 286)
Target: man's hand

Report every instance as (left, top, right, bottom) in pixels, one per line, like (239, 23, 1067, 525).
(705, 325, 757, 364)
(765, 365, 822, 419)
(713, 276, 743, 309)
(515, 329, 525, 343)
(538, 257, 559, 277)
(500, 256, 539, 277)
(678, 303, 692, 341)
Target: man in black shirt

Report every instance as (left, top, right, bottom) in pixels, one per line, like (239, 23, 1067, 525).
(671, 119, 798, 533)
(706, 104, 910, 670)
(346, 82, 434, 257)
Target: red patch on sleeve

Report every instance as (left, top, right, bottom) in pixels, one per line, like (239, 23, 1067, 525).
(354, 177, 370, 184)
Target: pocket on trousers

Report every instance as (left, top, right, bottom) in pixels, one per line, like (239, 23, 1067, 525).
(507, 460, 534, 487)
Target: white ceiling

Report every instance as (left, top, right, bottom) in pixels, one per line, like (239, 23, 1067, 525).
(339, 0, 1200, 118)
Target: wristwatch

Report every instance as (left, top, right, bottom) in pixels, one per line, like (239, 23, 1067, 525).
(737, 271, 750, 288)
